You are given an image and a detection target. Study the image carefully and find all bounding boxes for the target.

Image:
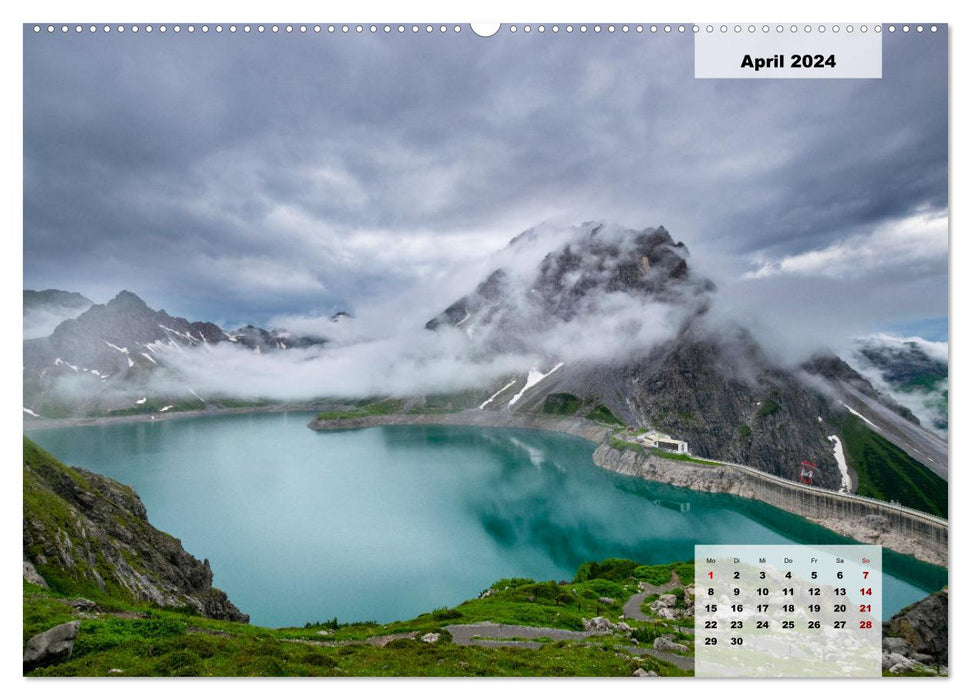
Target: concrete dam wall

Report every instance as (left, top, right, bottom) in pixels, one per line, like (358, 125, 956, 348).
(592, 444, 948, 567)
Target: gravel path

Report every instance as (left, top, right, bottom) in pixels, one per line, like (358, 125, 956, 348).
(444, 620, 694, 672)
(444, 622, 606, 645)
(621, 645, 695, 671)
(622, 572, 682, 621)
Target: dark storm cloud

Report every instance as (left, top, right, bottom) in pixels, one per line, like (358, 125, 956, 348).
(23, 27, 947, 333)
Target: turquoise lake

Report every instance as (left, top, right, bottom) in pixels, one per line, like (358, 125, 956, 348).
(27, 412, 946, 628)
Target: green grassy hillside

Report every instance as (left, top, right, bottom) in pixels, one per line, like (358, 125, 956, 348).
(840, 416, 947, 518)
(25, 559, 694, 677)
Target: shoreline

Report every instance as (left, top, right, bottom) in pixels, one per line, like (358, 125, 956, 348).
(306, 409, 613, 443)
(309, 410, 948, 568)
(23, 403, 328, 431)
(29, 405, 947, 568)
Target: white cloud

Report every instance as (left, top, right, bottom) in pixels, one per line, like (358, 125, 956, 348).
(745, 210, 948, 279)
(193, 255, 327, 296)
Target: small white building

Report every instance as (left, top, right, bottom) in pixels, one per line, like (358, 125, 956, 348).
(636, 430, 689, 455)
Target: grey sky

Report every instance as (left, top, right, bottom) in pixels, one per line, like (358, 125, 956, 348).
(23, 26, 947, 342)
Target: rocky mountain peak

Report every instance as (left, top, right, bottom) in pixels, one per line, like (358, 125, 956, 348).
(106, 290, 150, 311)
(426, 223, 713, 334)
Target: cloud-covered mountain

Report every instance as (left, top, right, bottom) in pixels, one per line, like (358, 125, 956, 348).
(850, 335, 948, 436)
(423, 223, 945, 489)
(22, 290, 329, 417)
(23, 289, 93, 340)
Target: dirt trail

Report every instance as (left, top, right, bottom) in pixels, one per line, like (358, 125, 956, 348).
(623, 571, 682, 621)
(444, 622, 603, 645)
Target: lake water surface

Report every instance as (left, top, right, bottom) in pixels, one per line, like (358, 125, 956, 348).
(28, 412, 946, 628)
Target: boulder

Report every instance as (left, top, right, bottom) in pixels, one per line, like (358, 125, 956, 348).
(23, 561, 48, 588)
(598, 597, 616, 605)
(683, 585, 695, 606)
(420, 633, 441, 644)
(882, 636, 912, 655)
(69, 598, 97, 612)
(23, 621, 80, 672)
(583, 616, 613, 633)
(632, 668, 655, 677)
(653, 636, 689, 653)
(886, 652, 913, 672)
(657, 594, 677, 608)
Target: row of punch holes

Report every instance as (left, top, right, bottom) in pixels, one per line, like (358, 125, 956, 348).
(31, 24, 939, 35)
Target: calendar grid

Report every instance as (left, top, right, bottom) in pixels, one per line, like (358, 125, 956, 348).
(695, 545, 882, 677)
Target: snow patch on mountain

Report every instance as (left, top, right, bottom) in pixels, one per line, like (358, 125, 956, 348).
(508, 363, 564, 406)
(828, 435, 851, 493)
(843, 403, 878, 428)
(479, 380, 517, 409)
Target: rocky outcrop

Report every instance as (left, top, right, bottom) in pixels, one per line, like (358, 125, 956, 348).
(23, 438, 248, 622)
(23, 621, 79, 672)
(882, 588, 947, 674)
(23, 560, 48, 588)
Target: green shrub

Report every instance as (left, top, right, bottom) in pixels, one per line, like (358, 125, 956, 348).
(574, 559, 639, 583)
(587, 404, 623, 425)
(543, 393, 581, 416)
(757, 398, 780, 417)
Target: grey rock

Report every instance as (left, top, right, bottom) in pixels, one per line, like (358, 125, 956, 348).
(420, 633, 441, 644)
(108, 668, 125, 675)
(598, 597, 616, 605)
(653, 637, 689, 653)
(70, 598, 97, 612)
(884, 588, 948, 665)
(632, 668, 651, 677)
(23, 560, 48, 588)
(23, 621, 80, 672)
(882, 636, 912, 655)
(583, 616, 613, 633)
(656, 594, 677, 608)
(887, 652, 913, 670)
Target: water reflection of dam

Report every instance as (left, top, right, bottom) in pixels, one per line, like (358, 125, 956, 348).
(653, 499, 691, 513)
